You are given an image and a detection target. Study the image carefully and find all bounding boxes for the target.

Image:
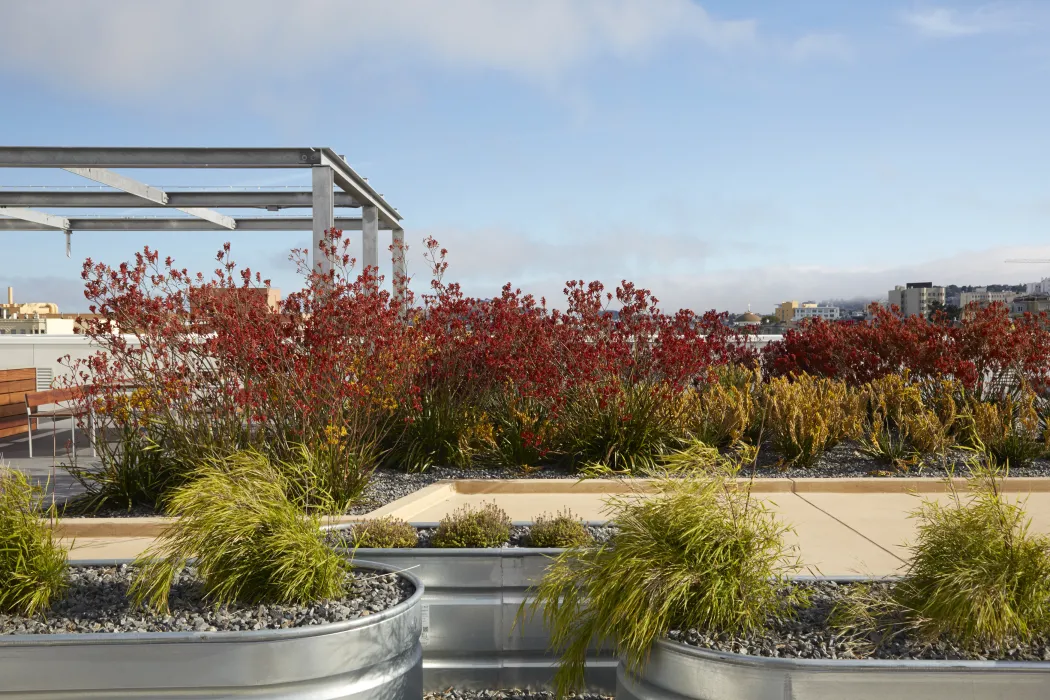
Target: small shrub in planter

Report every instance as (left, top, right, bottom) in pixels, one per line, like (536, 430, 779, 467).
(431, 503, 512, 548)
(523, 468, 804, 695)
(349, 517, 419, 549)
(833, 459, 1050, 652)
(130, 449, 348, 610)
(0, 467, 68, 615)
(764, 373, 860, 467)
(527, 510, 592, 548)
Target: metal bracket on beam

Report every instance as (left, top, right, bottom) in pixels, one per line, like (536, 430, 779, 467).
(62, 167, 237, 230)
(65, 230, 72, 258)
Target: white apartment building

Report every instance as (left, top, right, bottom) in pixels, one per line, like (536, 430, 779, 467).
(1027, 278, 1050, 295)
(0, 315, 75, 335)
(888, 282, 946, 318)
(793, 305, 841, 321)
(958, 287, 1016, 308)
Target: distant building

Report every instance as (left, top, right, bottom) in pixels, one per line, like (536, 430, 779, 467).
(888, 282, 945, 318)
(1011, 294, 1050, 317)
(0, 286, 59, 319)
(736, 310, 762, 328)
(1026, 278, 1050, 295)
(958, 287, 1016, 309)
(188, 287, 281, 314)
(0, 316, 75, 335)
(794, 305, 841, 321)
(774, 300, 818, 323)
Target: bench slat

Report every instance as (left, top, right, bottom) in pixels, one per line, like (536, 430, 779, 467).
(0, 368, 35, 382)
(0, 379, 36, 396)
(25, 387, 82, 409)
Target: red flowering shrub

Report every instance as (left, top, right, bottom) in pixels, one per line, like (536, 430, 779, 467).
(63, 231, 420, 510)
(762, 303, 1050, 396)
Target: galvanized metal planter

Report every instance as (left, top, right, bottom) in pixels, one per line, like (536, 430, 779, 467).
(339, 525, 616, 693)
(0, 559, 424, 700)
(616, 638, 1050, 700)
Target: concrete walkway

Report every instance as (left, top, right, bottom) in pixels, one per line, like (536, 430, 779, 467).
(54, 477, 1050, 577)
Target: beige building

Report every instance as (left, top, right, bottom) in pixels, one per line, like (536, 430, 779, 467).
(0, 316, 76, 335)
(0, 286, 59, 318)
(774, 300, 818, 323)
(1011, 294, 1050, 317)
(888, 283, 945, 318)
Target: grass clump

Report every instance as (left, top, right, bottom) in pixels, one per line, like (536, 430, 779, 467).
(527, 510, 593, 548)
(129, 448, 348, 612)
(832, 458, 1050, 653)
(966, 390, 1044, 468)
(764, 374, 860, 467)
(680, 367, 760, 448)
(558, 380, 684, 474)
(895, 459, 1050, 648)
(523, 469, 804, 696)
(431, 502, 512, 548)
(0, 466, 68, 615)
(349, 517, 419, 549)
(859, 375, 959, 469)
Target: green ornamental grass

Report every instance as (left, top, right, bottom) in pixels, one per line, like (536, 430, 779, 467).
(0, 466, 68, 615)
(129, 448, 349, 612)
(895, 459, 1050, 648)
(523, 469, 804, 696)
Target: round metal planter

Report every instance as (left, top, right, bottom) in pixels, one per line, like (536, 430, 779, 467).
(616, 638, 1050, 700)
(0, 559, 424, 699)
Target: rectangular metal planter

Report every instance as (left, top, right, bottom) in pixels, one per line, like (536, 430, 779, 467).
(0, 559, 424, 700)
(340, 524, 616, 694)
(616, 637, 1050, 700)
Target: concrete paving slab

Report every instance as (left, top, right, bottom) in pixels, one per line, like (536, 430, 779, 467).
(62, 537, 156, 561)
(799, 491, 1050, 563)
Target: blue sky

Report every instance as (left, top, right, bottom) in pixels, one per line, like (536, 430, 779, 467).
(1, 0, 1048, 314)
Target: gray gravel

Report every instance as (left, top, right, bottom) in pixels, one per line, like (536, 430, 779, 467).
(331, 524, 616, 550)
(349, 465, 580, 515)
(0, 564, 413, 635)
(669, 581, 1050, 662)
(425, 691, 609, 700)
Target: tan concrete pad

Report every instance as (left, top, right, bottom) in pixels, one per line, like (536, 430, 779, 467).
(799, 491, 1050, 563)
(62, 537, 156, 561)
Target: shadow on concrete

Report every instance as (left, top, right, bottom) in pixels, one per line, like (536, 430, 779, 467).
(0, 417, 93, 502)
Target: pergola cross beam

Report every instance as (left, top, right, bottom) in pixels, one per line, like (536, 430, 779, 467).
(62, 167, 236, 230)
(0, 207, 70, 230)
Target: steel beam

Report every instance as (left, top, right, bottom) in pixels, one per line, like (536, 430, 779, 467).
(62, 167, 236, 230)
(0, 217, 377, 231)
(320, 149, 401, 227)
(0, 207, 70, 230)
(0, 147, 321, 168)
(0, 191, 360, 208)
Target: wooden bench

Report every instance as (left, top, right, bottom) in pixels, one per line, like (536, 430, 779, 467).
(0, 368, 38, 439)
(24, 386, 95, 459)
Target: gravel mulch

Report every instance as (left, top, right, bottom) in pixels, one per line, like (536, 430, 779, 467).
(0, 564, 413, 636)
(330, 524, 617, 550)
(425, 691, 609, 700)
(669, 581, 1050, 662)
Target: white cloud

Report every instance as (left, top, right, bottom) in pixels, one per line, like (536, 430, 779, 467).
(0, 0, 842, 95)
(901, 3, 1033, 38)
(399, 227, 1050, 313)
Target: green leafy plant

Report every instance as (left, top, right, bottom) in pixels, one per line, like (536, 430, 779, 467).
(764, 374, 860, 467)
(522, 470, 805, 695)
(558, 380, 684, 474)
(129, 448, 348, 612)
(894, 458, 1050, 648)
(0, 466, 68, 615)
(527, 510, 593, 548)
(348, 517, 419, 549)
(431, 502, 512, 548)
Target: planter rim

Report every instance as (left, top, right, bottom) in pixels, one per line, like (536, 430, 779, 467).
(0, 557, 423, 648)
(650, 636, 1050, 672)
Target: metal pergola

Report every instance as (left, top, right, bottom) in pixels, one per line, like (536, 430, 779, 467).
(0, 147, 405, 294)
